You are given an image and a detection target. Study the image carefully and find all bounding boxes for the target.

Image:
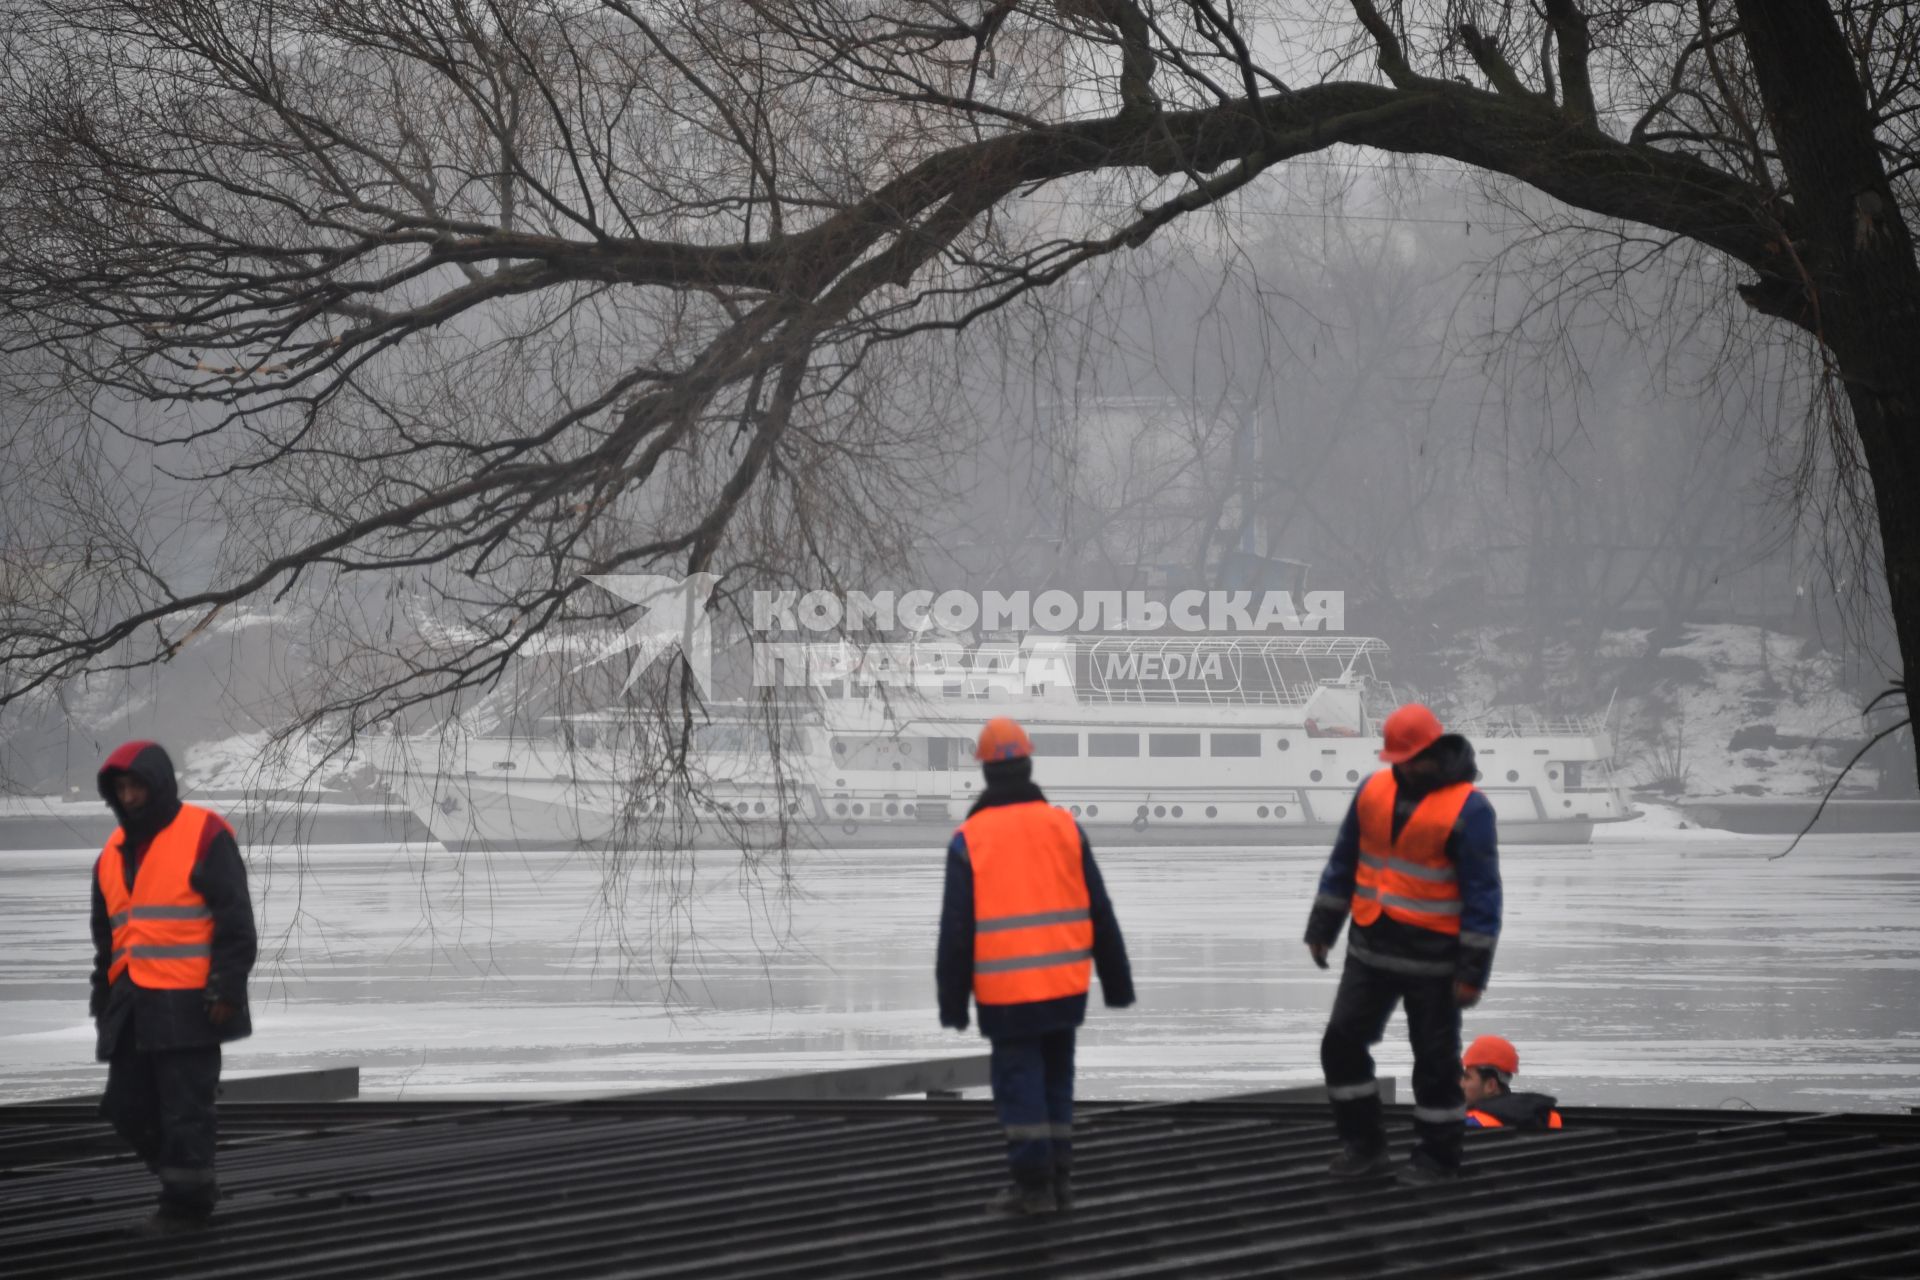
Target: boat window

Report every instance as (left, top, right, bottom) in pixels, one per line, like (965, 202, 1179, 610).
(694, 724, 754, 753)
(1209, 733, 1262, 758)
(693, 723, 808, 754)
(1149, 733, 1202, 758)
(1088, 733, 1140, 757)
(1030, 733, 1079, 757)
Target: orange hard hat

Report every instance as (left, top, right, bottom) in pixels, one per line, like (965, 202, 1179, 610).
(975, 717, 1033, 763)
(1463, 1034, 1520, 1078)
(1378, 703, 1445, 763)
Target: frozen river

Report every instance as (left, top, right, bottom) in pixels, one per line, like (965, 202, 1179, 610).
(4, 829, 1919, 1111)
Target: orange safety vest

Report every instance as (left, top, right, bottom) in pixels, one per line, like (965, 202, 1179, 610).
(963, 802, 1093, 1006)
(1351, 770, 1471, 936)
(1468, 1108, 1564, 1130)
(96, 804, 226, 990)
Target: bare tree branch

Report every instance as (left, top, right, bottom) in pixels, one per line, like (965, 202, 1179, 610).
(1542, 0, 1598, 124)
(0, 0, 1915, 784)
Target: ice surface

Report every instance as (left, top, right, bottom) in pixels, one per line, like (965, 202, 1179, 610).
(5, 833, 1918, 1110)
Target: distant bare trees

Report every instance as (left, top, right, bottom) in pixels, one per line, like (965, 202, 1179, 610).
(0, 2, 1914, 773)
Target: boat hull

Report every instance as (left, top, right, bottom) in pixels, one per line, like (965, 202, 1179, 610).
(387, 763, 1606, 854)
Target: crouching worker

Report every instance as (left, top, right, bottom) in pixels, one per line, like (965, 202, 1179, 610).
(1463, 1035, 1563, 1130)
(937, 717, 1134, 1217)
(1305, 704, 1502, 1186)
(90, 742, 257, 1234)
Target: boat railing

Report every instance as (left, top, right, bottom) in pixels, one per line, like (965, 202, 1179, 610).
(1455, 711, 1610, 740)
(1070, 634, 1389, 708)
(1074, 684, 1311, 707)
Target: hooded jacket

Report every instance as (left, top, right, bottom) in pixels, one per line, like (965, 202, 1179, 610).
(1303, 734, 1503, 990)
(89, 741, 257, 1058)
(936, 759, 1134, 1038)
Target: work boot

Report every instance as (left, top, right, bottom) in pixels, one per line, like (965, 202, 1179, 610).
(986, 1181, 1060, 1216)
(1396, 1152, 1461, 1187)
(129, 1206, 213, 1238)
(1327, 1142, 1395, 1179)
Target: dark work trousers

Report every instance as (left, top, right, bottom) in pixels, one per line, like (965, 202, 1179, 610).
(102, 1038, 222, 1213)
(990, 1030, 1076, 1188)
(1319, 954, 1465, 1171)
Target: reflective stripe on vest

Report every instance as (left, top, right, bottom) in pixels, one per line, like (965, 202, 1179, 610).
(964, 802, 1092, 1006)
(96, 805, 222, 990)
(1351, 771, 1471, 936)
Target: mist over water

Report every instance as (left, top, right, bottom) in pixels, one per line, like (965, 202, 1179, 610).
(6, 832, 1917, 1111)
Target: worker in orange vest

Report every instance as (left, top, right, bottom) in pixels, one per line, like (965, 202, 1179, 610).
(1304, 704, 1503, 1185)
(89, 742, 256, 1234)
(937, 717, 1135, 1216)
(1462, 1035, 1564, 1130)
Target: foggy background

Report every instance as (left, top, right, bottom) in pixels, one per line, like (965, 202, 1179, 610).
(5, 163, 1905, 804)
(4, 2, 1916, 1118)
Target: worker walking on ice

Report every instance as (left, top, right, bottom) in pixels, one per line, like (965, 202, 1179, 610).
(1303, 704, 1502, 1184)
(937, 717, 1134, 1216)
(89, 741, 257, 1233)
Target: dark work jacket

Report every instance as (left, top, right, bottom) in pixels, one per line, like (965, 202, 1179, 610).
(936, 776, 1134, 1039)
(1303, 735, 1503, 990)
(1466, 1091, 1563, 1130)
(89, 742, 257, 1059)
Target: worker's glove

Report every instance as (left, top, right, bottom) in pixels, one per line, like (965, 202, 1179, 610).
(88, 984, 107, 1020)
(204, 990, 240, 1026)
(1452, 981, 1482, 1009)
(1307, 942, 1330, 970)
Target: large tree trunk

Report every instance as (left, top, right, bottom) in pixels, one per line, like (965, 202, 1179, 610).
(1734, 0, 1920, 783)
(1841, 377, 1920, 763)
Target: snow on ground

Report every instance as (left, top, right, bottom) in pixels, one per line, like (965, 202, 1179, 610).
(174, 729, 371, 795)
(1650, 623, 1878, 797)
(1432, 622, 1888, 800)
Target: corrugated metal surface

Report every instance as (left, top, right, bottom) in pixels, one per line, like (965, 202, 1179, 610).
(5, 1096, 1919, 1278)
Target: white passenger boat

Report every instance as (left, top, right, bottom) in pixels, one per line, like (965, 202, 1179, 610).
(378, 635, 1626, 851)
